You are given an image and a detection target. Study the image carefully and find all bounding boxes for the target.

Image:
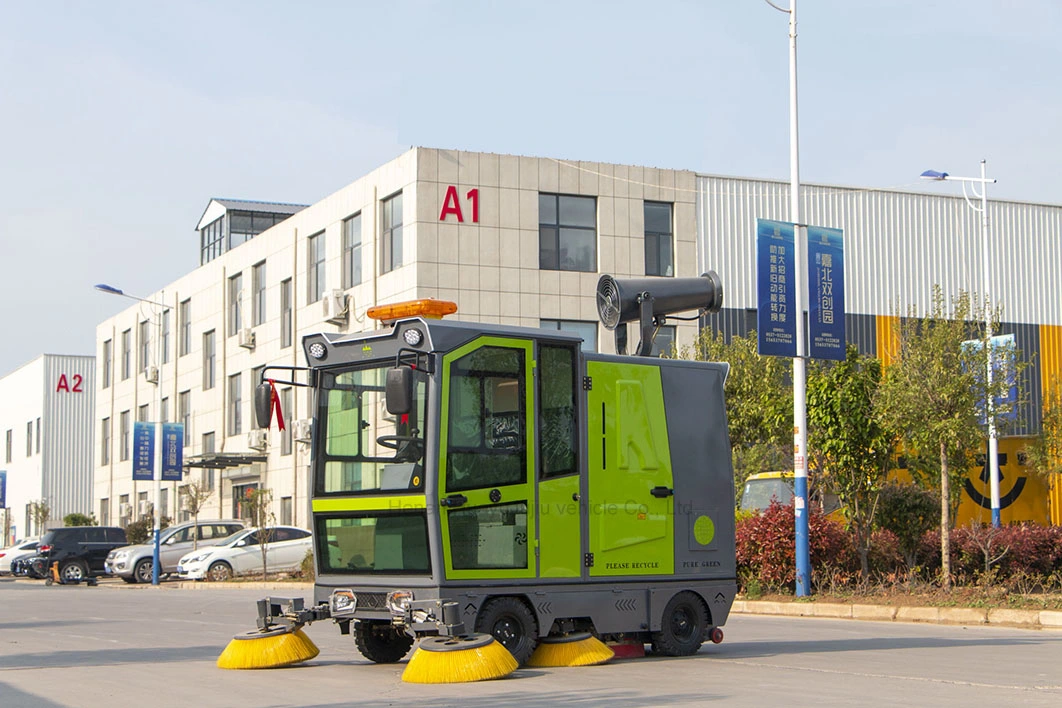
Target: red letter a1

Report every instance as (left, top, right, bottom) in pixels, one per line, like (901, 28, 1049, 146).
(439, 185, 464, 222)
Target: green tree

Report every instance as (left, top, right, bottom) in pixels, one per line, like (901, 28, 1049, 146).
(806, 345, 893, 578)
(28, 500, 50, 536)
(180, 483, 214, 551)
(63, 512, 97, 527)
(874, 287, 1018, 588)
(1027, 376, 1062, 493)
(684, 330, 793, 499)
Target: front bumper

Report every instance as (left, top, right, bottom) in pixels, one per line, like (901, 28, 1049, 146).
(175, 562, 207, 580)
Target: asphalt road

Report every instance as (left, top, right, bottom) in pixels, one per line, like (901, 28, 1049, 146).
(2, 578, 1061, 708)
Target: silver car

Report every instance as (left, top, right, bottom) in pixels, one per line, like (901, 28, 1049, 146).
(105, 520, 246, 583)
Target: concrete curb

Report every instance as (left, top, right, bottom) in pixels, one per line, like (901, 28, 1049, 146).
(735, 599, 1062, 630)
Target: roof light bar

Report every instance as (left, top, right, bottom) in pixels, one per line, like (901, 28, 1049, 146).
(367, 299, 458, 322)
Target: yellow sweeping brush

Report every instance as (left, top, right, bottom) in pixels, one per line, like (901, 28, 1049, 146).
(217, 626, 320, 670)
(402, 633, 518, 684)
(528, 632, 615, 667)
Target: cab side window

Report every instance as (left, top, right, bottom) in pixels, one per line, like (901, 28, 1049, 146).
(539, 345, 578, 478)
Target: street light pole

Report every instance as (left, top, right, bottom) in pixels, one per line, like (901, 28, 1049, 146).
(920, 162, 1000, 527)
(95, 284, 167, 582)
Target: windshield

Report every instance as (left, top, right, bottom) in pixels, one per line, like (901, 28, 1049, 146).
(740, 478, 794, 512)
(317, 365, 429, 495)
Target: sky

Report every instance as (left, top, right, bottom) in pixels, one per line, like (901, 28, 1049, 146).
(1, 0, 1060, 376)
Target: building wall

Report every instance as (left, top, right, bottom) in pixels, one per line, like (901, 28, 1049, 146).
(93, 148, 700, 527)
(0, 354, 95, 544)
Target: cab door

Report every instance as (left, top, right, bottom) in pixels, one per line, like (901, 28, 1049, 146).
(438, 338, 535, 580)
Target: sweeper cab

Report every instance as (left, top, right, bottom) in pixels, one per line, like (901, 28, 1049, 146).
(227, 271, 736, 680)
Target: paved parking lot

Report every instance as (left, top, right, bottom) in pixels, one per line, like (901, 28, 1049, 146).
(2, 577, 1062, 708)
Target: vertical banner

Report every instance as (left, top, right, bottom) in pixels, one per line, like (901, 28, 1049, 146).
(0, 470, 6, 508)
(133, 421, 155, 481)
(756, 219, 797, 357)
(161, 423, 184, 481)
(962, 334, 1018, 424)
(807, 226, 846, 361)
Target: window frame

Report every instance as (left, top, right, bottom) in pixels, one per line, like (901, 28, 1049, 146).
(539, 193, 597, 272)
(228, 272, 243, 336)
(280, 278, 293, 348)
(307, 232, 326, 304)
(203, 330, 216, 390)
(252, 261, 267, 327)
(643, 201, 674, 277)
(179, 299, 191, 357)
(381, 192, 403, 274)
(343, 212, 362, 288)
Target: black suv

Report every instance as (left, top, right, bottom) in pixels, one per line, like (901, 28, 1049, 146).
(38, 527, 128, 581)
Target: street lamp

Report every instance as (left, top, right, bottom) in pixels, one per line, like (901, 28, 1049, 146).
(95, 283, 167, 582)
(920, 160, 1001, 528)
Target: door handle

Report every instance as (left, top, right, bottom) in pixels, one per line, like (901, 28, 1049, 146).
(442, 494, 468, 508)
(651, 486, 674, 498)
(572, 493, 581, 502)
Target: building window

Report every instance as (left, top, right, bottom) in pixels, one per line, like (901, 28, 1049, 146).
(381, 193, 403, 273)
(26, 421, 32, 457)
(121, 329, 131, 380)
(540, 319, 599, 352)
(200, 216, 225, 265)
(280, 496, 293, 526)
(119, 494, 130, 526)
(4, 429, 10, 463)
(650, 324, 677, 357)
(308, 232, 325, 303)
(101, 417, 110, 465)
(160, 488, 169, 520)
(179, 299, 191, 357)
(161, 397, 169, 423)
(202, 432, 216, 491)
(161, 309, 171, 364)
(203, 330, 216, 390)
(644, 201, 674, 277)
(120, 411, 131, 462)
(99, 498, 109, 526)
(280, 388, 292, 455)
(280, 278, 293, 348)
(102, 339, 112, 388)
(229, 273, 243, 336)
(539, 193, 596, 272)
(343, 213, 362, 288)
(138, 320, 151, 373)
(35, 418, 40, 453)
(253, 261, 267, 326)
(179, 391, 191, 445)
(138, 404, 149, 423)
(138, 491, 149, 518)
(229, 373, 242, 436)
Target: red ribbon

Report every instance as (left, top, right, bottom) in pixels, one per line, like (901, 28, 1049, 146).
(268, 378, 286, 431)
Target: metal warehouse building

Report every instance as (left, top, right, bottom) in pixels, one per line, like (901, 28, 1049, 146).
(90, 147, 1062, 530)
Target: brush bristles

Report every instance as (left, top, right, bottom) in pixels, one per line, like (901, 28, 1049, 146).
(402, 639, 517, 683)
(528, 635, 615, 667)
(217, 629, 320, 670)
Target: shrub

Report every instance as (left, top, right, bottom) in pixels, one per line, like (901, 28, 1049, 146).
(875, 483, 939, 567)
(124, 517, 172, 545)
(63, 513, 97, 527)
(299, 549, 315, 581)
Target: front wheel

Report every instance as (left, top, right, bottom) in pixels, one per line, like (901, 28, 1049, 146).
(354, 621, 414, 663)
(134, 559, 155, 583)
(474, 597, 539, 665)
(651, 591, 708, 657)
(207, 561, 233, 582)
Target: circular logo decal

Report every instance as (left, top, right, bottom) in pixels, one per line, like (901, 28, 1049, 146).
(693, 515, 715, 545)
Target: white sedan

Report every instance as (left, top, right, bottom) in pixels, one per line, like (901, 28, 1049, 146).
(0, 538, 40, 575)
(176, 526, 312, 581)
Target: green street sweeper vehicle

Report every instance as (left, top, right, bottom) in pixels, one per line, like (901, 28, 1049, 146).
(245, 272, 736, 668)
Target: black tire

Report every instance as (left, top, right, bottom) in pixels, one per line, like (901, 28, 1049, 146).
(133, 559, 154, 584)
(60, 561, 88, 583)
(354, 621, 415, 664)
(474, 596, 539, 665)
(651, 591, 708, 657)
(207, 561, 233, 582)
(121, 576, 138, 584)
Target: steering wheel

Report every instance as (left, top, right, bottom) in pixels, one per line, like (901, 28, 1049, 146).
(377, 435, 424, 460)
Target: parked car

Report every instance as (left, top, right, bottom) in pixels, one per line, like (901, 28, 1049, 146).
(105, 519, 246, 583)
(37, 526, 128, 581)
(176, 526, 312, 581)
(0, 538, 39, 575)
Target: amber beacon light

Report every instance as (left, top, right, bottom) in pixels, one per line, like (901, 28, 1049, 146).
(367, 299, 458, 322)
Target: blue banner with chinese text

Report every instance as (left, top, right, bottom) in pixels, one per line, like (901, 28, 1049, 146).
(756, 219, 797, 357)
(807, 226, 846, 361)
(133, 421, 155, 481)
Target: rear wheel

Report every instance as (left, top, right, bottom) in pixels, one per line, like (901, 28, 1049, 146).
(133, 559, 154, 584)
(60, 561, 88, 583)
(207, 561, 233, 582)
(651, 591, 707, 657)
(354, 621, 414, 663)
(474, 596, 539, 665)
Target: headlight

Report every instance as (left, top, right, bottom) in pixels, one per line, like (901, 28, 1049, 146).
(387, 590, 414, 615)
(114, 551, 130, 561)
(184, 552, 211, 564)
(329, 589, 358, 618)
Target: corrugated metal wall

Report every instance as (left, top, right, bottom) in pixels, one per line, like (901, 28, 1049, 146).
(41, 355, 95, 521)
(696, 175, 1062, 326)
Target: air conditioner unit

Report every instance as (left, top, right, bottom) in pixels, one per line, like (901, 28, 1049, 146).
(119, 502, 132, 518)
(238, 328, 256, 349)
(138, 500, 153, 516)
(322, 290, 349, 324)
(293, 418, 312, 443)
(144, 365, 159, 384)
(179, 494, 191, 511)
(247, 429, 268, 451)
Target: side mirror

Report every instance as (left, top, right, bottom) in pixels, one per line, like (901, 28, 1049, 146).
(254, 382, 273, 428)
(235, 539, 247, 548)
(386, 367, 413, 415)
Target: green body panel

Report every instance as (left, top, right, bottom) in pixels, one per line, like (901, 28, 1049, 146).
(437, 336, 536, 581)
(537, 474, 581, 578)
(586, 360, 675, 576)
(311, 496, 427, 513)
